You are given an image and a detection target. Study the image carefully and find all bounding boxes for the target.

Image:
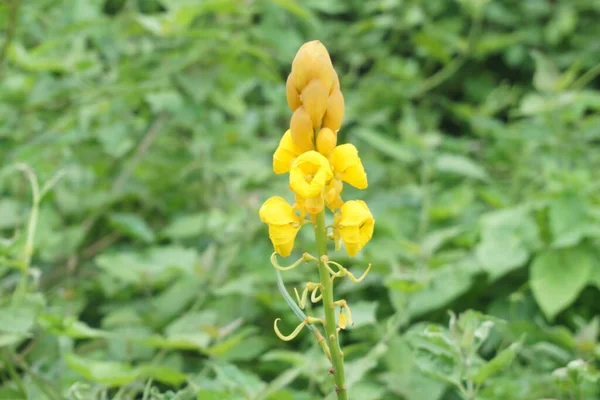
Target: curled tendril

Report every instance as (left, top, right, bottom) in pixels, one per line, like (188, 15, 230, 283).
(293, 282, 321, 309)
(325, 258, 372, 283)
(310, 285, 323, 303)
(274, 317, 325, 341)
(270, 252, 318, 271)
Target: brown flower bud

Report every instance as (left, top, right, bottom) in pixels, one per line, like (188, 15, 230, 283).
(290, 106, 315, 152)
(301, 79, 329, 129)
(322, 89, 344, 132)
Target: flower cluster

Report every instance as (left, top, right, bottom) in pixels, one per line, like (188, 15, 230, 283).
(260, 40, 375, 257)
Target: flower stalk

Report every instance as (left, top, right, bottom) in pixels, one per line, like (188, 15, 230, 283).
(314, 210, 347, 399)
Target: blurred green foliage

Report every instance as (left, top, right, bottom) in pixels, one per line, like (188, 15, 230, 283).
(1, 0, 600, 399)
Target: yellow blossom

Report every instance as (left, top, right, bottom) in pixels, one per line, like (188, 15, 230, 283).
(289, 151, 333, 198)
(331, 144, 368, 189)
(273, 130, 303, 174)
(290, 106, 315, 152)
(316, 127, 337, 157)
(259, 196, 302, 257)
(335, 200, 375, 257)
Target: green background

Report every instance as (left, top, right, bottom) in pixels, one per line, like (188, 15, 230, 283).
(1, 0, 600, 399)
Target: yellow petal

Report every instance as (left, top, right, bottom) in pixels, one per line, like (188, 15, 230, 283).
(330, 69, 340, 95)
(337, 200, 375, 257)
(268, 224, 300, 257)
(331, 144, 368, 189)
(286, 73, 301, 111)
(289, 151, 333, 198)
(273, 130, 303, 174)
(301, 79, 329, 129)
(323, 89, 344, 132)
(259, 196, 298, 225)
(339, 313, 348, 330)
(290, 106, 315, 152)
(316, 127, 337, 157)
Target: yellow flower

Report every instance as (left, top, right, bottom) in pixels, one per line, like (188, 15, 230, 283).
(259, 196, 302, 257)
(273, 130, 303, 174)
(290, 106, 315, 152)
(322, 88, 344, 132)
(292, 40, 334, 93)
(289, 151, 333, 198)
(331, 144, 368, 189)
(316, 127, 337, 157)
(335, 200, 375, 257)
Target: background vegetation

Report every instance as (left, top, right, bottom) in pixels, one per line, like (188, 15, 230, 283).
(1, 0, 600, 399)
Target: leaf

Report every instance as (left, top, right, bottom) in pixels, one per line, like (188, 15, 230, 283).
(435, 153, 489, 181)
(0, 306, 37, 335)
(65, 354, 138, 386)
(473, 342, 522, 385)
(269, 0, 311, 19)
(353, 129, 417, 163)
(531, 50, 560, 92)
(109, 212, 155, 243)
(530, 246, 594, 320)
(476, 207, 540, 281)
(548, 193, 589, 248)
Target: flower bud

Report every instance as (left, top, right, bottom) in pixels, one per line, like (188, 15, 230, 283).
(316, 127, 337, 157)
(322, 89, 344, 132)
(290, 106, 315, 152)
(286, 73, 301, 111)
(292, 41, 334, 93)
(301, 79, 329, 129)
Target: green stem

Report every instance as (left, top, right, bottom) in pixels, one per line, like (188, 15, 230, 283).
(314, 211, 347, 400)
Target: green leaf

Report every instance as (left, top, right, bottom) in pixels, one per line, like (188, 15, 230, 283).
(353, 129, 417, 163)
(0, 306, 37, 335)
(435, 153, 488, 181)
(530, 246, 594, 320)
(269, 0, 311, 19)
(473, 342, 522, 385)
(549, 193, 589, 248)
(476, 207, 540, 281)
(531, 50, 560, 92)
(65, 354, 138, 386)
(109, 212, 156, 243)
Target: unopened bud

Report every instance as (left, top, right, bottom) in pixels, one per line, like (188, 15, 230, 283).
(301, 79, 329, 129)
(286, 73, 301, 111)
(290, 106, 315, 152)
(323, 89, 344, 132)
(316, 127, 337, 156)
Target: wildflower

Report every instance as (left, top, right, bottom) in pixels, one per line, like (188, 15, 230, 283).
(335, 200, 374, 257)
(324, 178, 343, 211)
(331, 144, 367, 189)
(289, 151, 333, 199)
(259, 196, 303, 257)
(273, 130, 303, 174)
